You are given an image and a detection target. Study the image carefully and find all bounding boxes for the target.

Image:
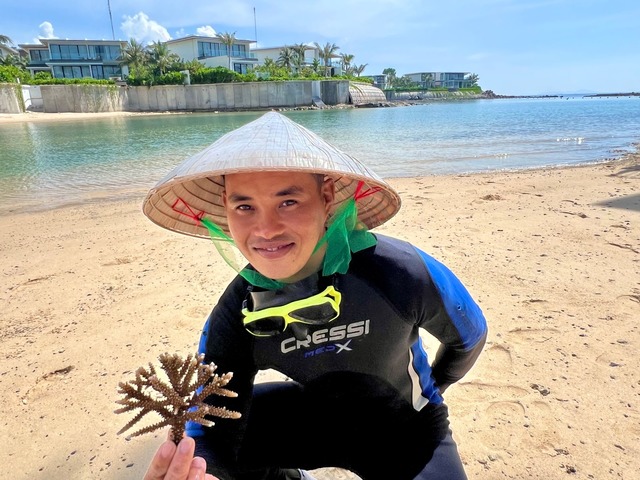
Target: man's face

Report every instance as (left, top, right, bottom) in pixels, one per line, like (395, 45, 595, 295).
(223, 171, 335, 283)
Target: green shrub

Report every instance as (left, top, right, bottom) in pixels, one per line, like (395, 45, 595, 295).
(238, 71, 258, 82)
(191, 66, 241, 84)
(126, 73, 154, 86)
(30, 77, 114, 85)
(0, 65, 31, 83)
(156, 71, 185, 85)
(34, 71, 52, 81)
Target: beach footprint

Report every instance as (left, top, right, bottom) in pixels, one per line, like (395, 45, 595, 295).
(480, 343, 513, 378)
(504, 327, 560, 345)
(21, 365, 75, 404)
(453, 381, 563, 453)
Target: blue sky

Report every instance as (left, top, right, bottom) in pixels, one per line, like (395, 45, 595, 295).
(2, 0, 639, 95)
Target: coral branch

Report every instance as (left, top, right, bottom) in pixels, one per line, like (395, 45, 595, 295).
(115, 352, 241, 444)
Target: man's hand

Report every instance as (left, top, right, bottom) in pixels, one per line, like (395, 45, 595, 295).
(144, 437, 218, 480)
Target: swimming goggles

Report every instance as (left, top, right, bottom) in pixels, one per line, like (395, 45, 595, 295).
(242, 277, 342, 337)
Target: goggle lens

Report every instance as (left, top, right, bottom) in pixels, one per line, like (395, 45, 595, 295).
(289, 302, 338, 322)
(242, 285, 341, 337)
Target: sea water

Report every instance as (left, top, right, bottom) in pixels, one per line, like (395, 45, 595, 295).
(0, 96, 638, 213)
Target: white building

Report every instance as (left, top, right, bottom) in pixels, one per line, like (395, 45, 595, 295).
(370, 74, 390, 90)
(251, 45, 342, 75)
(0, 43, 20, 59)
(404, 72, 472, 89)
(164, 35, 257, 74)
(19, 39, 128, 79)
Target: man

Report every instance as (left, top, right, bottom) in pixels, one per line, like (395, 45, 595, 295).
(142, 112, 487, 480)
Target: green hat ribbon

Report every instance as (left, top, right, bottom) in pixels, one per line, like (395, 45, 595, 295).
(171, 181, 379, 290)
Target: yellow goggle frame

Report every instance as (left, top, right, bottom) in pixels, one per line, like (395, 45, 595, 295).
(242, 285, 342, 337)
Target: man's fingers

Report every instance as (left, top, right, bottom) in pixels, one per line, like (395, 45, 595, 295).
(187, 456, 208, 480)
(163, 437, 196, 479)
(143, 441, 177, 480)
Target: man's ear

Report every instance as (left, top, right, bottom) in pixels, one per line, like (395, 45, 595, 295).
(222, 189, 227, 208)
(321, 177, 335, 214)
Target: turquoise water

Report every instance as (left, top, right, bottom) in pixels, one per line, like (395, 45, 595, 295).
(0, 96, 638, 213)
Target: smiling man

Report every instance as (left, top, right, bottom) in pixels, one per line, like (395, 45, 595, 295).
(223, 171, 334, 283)
(141, 112, 488, 480)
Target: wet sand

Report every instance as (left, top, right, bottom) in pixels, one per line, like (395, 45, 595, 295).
(1, 149, 638, 479)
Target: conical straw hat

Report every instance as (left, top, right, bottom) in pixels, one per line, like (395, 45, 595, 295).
(142, 111, 401, 238)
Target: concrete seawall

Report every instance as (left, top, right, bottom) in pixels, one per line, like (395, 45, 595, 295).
(1, 80, 350, 114)
(0, 84, 23, 113)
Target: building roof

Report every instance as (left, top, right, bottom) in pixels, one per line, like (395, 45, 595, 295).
(18, 39, 128, 49)
(404, 71, 469, 76)
(0, 44, 19, 56)
(164, 35, 255, 45)
(251, 44, 314, 52)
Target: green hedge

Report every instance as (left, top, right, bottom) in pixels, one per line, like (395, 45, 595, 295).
(30, 78, 114, 86)
(191, 66, 242, 84)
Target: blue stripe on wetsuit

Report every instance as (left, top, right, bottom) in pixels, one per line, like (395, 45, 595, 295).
(410, 339, 443, 406)
(415, 248, 486, 349)
(185, 320, 210, 438)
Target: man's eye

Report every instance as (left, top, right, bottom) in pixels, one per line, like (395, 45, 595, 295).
(236, 204, 252, 211)
(281, 199, 297, 207)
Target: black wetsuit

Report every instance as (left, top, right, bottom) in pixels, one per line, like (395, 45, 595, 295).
(190, 234, 488, 480)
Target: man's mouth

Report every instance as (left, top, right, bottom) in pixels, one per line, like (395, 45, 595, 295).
(253, 242, 294, 258)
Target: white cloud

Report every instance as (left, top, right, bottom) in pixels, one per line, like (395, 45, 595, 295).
(120, 12, 171, 45)
(195, 25, 217, 37)
(38, 21, 57, 39)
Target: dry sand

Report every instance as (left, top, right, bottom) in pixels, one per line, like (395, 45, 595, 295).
(0, 116, 638, 479)
(0, 111, 182, 124)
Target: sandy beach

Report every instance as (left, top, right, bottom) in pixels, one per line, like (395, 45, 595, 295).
(1, 113, 639, 479)
(0, 111, 185, 124)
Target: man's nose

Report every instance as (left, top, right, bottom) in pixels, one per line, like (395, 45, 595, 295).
(253, 209, 285, 239)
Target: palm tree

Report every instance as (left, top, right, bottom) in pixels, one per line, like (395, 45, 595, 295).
(290, 43, 308, 73)
(120, 38, 148, 77)
(382, 67, 397, 86)
(340, 53, 354, 76)
(352, 63, 368, 77)
(277, 46, 296, 73)
(149, 41, 178, 75)
(216, 32, 237, 70)
(314, 42, 339, 77)
(465, 73, 479, 87)
(421, 73, 433, 88)
(0, 34, 14, 59)
(311, 58, 321, 75)
(1, 53, 28, 68)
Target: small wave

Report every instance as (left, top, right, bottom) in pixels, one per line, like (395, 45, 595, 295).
(556, 137, 585, 144)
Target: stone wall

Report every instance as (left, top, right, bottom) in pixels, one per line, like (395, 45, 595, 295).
(40, 84, 126, 113)
(0, 83, 22, 113)
(0, 80, 351, 114)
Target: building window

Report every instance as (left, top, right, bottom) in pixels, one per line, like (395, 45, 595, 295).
(104, 65, 121, 78)
(50, 44, 90, 60)
(92, 65, 104, 78)
(30, 49, 50, 62)
(197, 41, 225, 58)
(86, 45, 120, 61)
(90, 65, 122, 79)
(231, 44, 246, 57)
(52, 65, 93, 79)
(233, 63, 246, 74)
